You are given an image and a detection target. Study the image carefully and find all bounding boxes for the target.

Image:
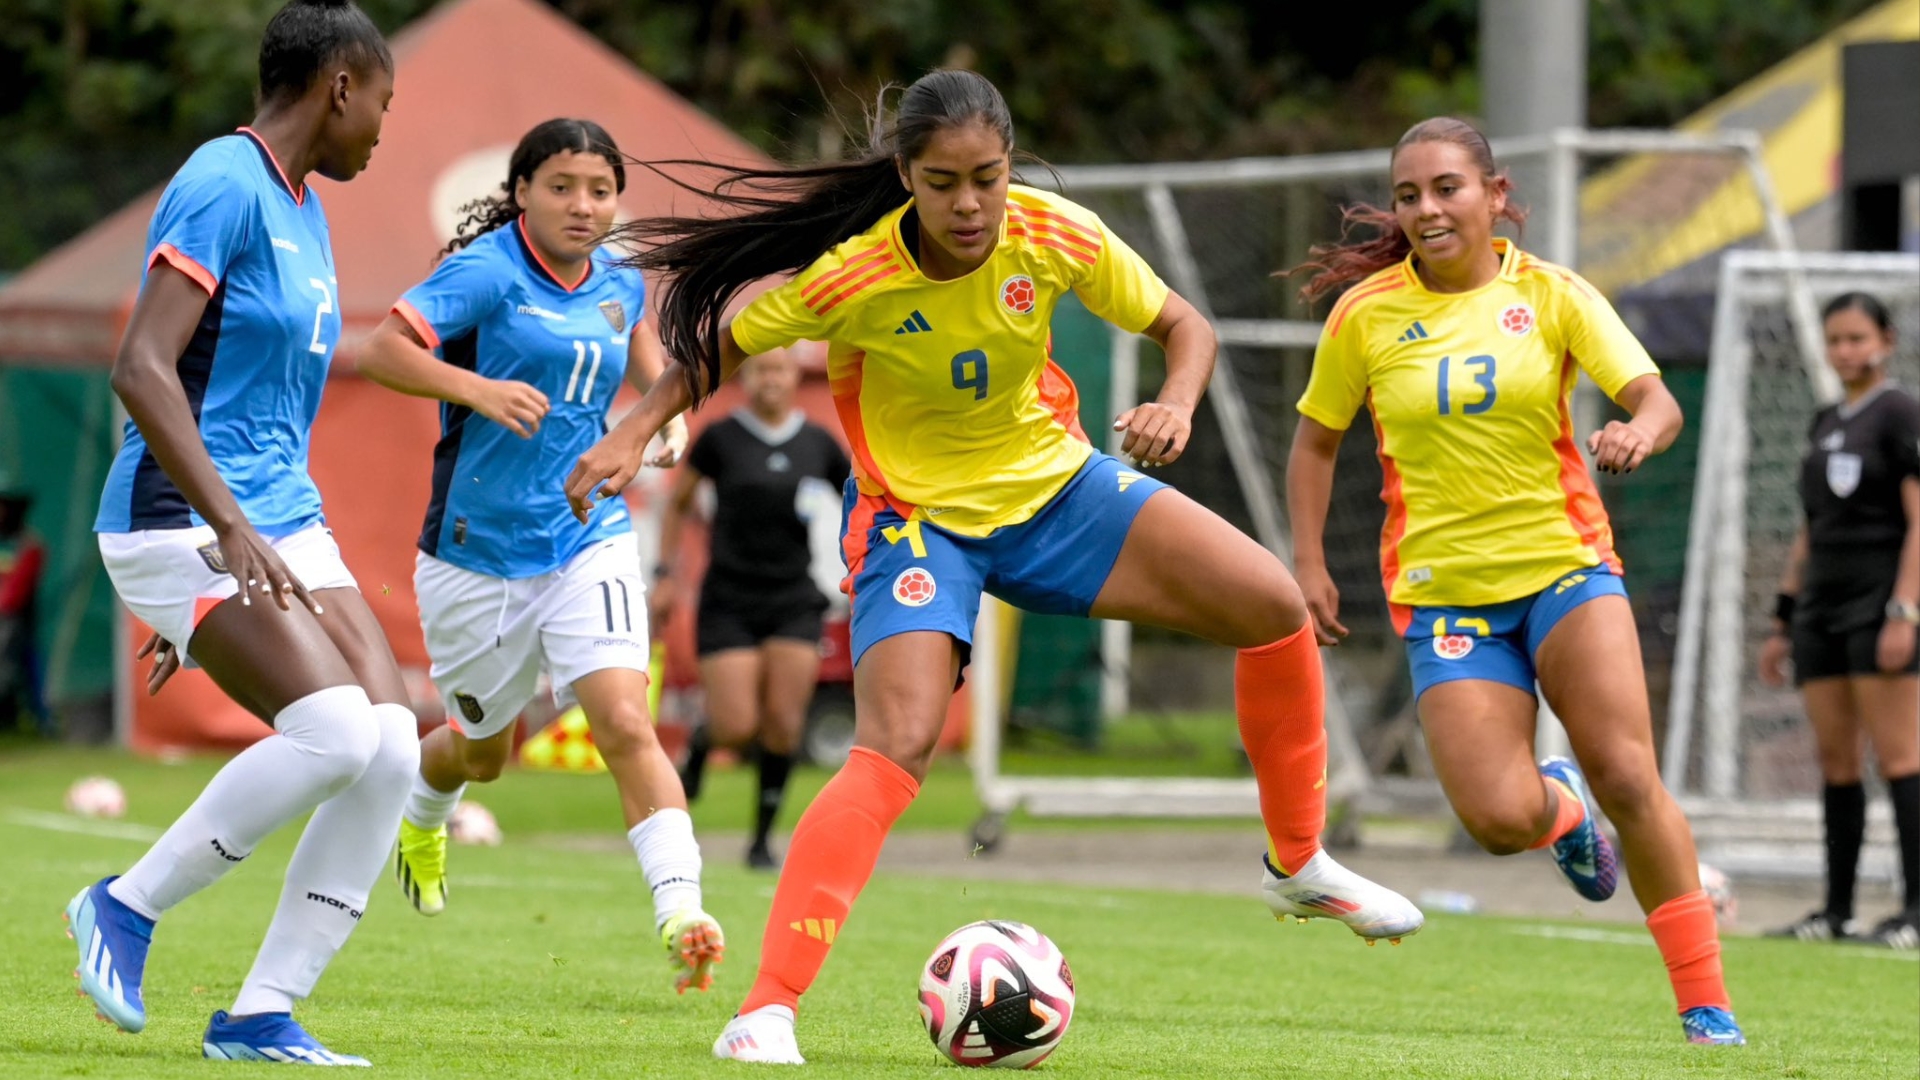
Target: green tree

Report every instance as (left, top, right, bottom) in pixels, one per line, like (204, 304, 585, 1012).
(0, 0, 1884, 271)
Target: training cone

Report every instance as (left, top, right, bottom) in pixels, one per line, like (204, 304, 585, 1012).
(517, 707, 608, 773)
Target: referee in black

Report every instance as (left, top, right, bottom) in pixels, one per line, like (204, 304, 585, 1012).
(653, 347, 850, 869)
(1760, 292, 1920, 948)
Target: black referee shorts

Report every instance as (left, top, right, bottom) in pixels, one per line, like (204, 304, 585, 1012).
(696, 579, 828, 657)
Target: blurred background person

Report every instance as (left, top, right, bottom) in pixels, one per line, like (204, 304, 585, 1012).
(1760, 291, 1920, 949)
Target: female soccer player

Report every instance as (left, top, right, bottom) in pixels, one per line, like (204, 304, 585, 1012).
(1285, 117, 1743, 1045)
(565, 69, 1423, 1064)
(69, 0, 412, 1063)
(1759, 292, 1919, 948)
(356, 118, 723, 991)
(656, 347, 851, 870)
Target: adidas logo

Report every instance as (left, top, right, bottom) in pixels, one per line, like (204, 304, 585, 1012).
(1116, 471, 1144, 492)
(790, 917, 838, 943)
(893, 310, 933, 335)
(1397, 321, 1430, 343)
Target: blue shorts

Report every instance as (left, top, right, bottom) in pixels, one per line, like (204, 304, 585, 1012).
(840, 452, 1167, 666)
(1400, 565, 1628, 700)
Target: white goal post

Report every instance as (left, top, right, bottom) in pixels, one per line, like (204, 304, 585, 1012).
(966, 127, 1818, 847)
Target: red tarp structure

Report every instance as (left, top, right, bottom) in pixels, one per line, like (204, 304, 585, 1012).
(0, 0, 968, 753)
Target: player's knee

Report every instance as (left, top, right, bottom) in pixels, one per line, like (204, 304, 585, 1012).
(458, 735, 514, 784)
(278, 685, 384, 795)
(858, 728, 939, 784)
(361, 702, 421, 787)
(1232, 567, 1310, 647)
(590, 701, 660, 762)
(1457, 806, 1539, 856)
(1582, 751, 1661, 822)
(1817, 747, 1864, 785)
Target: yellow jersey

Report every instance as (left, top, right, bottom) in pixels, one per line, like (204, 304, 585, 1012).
(730, 185, 1169, 538)
(1297, 239, 1659, 610)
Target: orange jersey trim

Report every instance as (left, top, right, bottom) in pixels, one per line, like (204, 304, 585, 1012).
(1326, 274, 1409, 339)
(515, 216, 590, 292)
(802, 243, 900, 314)
(1368, 393, 1413, 636)
(149, 244, 217, 297)
(829, 352, 916, 522)
(392, 299, 440, 350)
(236, 127, 306, 206)
(1036, 359, 1090, 444)
(1551, 353, 1621, 572)
(1006, 206, 1101, 264)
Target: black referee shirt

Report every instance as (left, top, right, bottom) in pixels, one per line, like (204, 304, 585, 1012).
(687, 410, 851, 592)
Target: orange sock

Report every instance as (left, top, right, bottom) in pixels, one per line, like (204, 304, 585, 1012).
(1646, 890, 1731, 1012)
(1525, 778, 1588, 850)
(1235, 623, 1327, 876)
(739, 746, 919, 1016)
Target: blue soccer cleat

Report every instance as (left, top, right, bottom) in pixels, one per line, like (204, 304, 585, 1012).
(202, 1010, 371, 1066)
(64, 876, 154, 1033)
(1680, 1005, 1747, 1046)
(1538, 756, 1618, 902)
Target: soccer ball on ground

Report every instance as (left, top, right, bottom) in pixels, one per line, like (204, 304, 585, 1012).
(919, 920, 1074, 1069)
(64, 776, 127, 819)
(448, 800, 503, 846)
(1698, 862, 1737, 927)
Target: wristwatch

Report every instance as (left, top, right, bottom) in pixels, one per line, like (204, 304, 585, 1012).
(1888, 598, 1920, 625)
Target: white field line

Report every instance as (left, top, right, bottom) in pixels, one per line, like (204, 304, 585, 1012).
(3, 808, 162, 842)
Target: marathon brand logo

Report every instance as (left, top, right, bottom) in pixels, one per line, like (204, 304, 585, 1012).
(306, 892, 363, 920)
(209, 837, 245, 862)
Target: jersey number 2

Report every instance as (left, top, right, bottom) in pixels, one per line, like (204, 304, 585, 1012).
(1437, 354, 1496, 416)
(565, 341, 603, 405)
(306, 279, 333, 355)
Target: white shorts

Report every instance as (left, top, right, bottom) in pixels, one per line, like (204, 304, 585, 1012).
(415, 532, 650, 740)
(98, 523, 358, 658)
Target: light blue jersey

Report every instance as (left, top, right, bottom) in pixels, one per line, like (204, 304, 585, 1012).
(394, 218, 642, 578)
(96, 129, 340, 536)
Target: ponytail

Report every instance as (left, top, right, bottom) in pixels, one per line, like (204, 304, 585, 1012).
(1282, 117, 1526, 306)
(607, 69, 1016, 404)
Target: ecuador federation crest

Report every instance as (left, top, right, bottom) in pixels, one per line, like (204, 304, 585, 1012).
(597, 300, 626, 333)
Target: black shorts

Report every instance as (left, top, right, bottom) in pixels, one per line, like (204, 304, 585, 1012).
(1793, 622, 1920, 682)
(1794, 549, 1918, 682)
(696, 579, 828, 657)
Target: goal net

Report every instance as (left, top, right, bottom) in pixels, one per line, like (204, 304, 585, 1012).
(967, 129, 1821, 847)
(1666, 251, 1920, 878)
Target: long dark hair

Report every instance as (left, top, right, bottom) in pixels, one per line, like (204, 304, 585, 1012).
(1283, 117, 1528, 306)
(605, 69, 1016, 403)
(441, 118, 627, 260)
(258, 0, 390, 105)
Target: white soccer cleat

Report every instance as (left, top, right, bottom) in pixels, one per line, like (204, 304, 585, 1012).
(1261, 849, 1425, 943)
(712, 1004, 805, 1065)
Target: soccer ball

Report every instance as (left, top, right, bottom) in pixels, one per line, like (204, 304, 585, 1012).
(448, 800, 503, 846)
(64, 776, 127, 819)
(1698, 862, 1737, 927)
(919, 920, 1074, 1069)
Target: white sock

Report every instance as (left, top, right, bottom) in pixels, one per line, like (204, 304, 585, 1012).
(628, 808, 702, 929)
(232, 703, 420, 1016)
(404, 771, 465, 830)
(108, 686, 380, 921)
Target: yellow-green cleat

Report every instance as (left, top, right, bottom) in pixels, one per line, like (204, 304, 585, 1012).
(661, 910, 725, 994)
(394, 820, 448, 916)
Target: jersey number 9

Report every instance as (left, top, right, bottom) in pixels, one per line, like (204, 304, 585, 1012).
(1437, 354, 1497, 416)
(951, 349, 989, 401)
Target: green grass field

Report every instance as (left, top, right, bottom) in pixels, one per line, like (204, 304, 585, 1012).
(2, 745, 1914, 1079)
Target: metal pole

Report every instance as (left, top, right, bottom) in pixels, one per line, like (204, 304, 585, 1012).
(1142, 183, 1370, 802)
(1101, 326, 1138, 721)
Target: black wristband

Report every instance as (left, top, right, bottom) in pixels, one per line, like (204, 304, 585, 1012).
(1774, 592, 1796, 627)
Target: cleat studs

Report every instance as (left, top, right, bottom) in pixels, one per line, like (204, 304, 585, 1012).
(1390, 937, 1402, 946)
(1296, 917, 1308, 925)
(1366, 939, 1377, 946)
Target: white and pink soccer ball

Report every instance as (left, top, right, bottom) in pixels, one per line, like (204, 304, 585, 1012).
(448, 800, 503, 846)
(919, 920, 1075, 1069)
(64, 776, 127, 819)
(1698, 862, 1738, 927)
